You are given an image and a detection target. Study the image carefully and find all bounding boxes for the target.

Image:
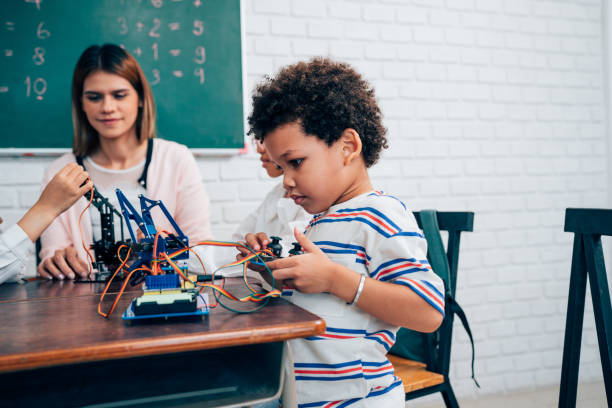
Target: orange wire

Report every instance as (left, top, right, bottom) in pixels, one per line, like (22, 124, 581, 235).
(78, 181, 95, 275)
(100, 266, 148, 318)
(187, 244, 208, 275)
(151, 230, 162, 275)
(163, 252, 279, 303)
(97, 237, 279, 317)
(186, 242, 276, 300)
(97, 245, 154, 318)
(241, 262, 259, 294)
(157, 229, 209, 276)
(97, 245, 131, 318)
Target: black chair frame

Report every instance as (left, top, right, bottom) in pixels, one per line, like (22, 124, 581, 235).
(559, 208, 612, 408)
(404, 211, 475, 408)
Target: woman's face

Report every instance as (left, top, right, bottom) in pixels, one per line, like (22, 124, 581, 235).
(255, 139, 283, 178)
(81, 70, 140, 142)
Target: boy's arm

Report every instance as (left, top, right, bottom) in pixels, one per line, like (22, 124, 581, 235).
(266, 228, 444, 332)
(326, 264, 443, 332)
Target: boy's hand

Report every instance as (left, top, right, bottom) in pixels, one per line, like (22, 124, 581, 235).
(37, 162, 92, 217)
(235, 232, 271, 264)
(266, 228, 337, 293)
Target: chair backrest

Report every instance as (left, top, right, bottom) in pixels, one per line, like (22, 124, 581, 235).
(564, 208, 612, 236)
(413, 211, 474, 374)
(560, 208, 612, 407)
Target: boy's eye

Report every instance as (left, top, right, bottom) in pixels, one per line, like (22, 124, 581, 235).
(289, 158, 303, 168)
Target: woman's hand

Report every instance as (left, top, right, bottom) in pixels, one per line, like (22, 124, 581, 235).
(265, 228, 337, 293)
(38, 245, 89, 280)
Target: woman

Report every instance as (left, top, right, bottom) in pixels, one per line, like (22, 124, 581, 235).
(38, 44, 213, 279)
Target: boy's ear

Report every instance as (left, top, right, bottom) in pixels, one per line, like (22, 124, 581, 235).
(339, 128, 362, 166)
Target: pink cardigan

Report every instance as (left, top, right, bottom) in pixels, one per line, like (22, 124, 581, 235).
(39, 138, 212, 264)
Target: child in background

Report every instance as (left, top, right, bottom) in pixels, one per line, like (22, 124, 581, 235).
(0, 163, 91, 284)
(241, 58, 444, 407)
(231, 141, 310, 408)
(232, 139, 310, 257)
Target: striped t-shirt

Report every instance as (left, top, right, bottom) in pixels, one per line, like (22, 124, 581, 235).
(285, 191, 445, 407)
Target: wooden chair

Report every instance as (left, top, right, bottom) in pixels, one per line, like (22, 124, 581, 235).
(559, 208, 611, 407)
(389, 211, 475, 408)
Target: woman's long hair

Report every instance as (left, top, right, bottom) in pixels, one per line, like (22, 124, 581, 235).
(71, 44, 155, 157)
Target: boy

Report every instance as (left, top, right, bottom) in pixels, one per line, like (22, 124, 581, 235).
(0, 163, 92, 283)
(241, 58, 444, 406)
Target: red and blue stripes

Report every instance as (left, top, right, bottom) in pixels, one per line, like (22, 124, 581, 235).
(370, 257, 432, 281)
(305, 212, 325, 231)
(307, 206, 423, 239)
(363, 360, 395, 380)
(305, 327, 396, 352)
(314, 241, 371, 266)
(294, 360, 364, 382)
(364, 330, 395, 352)
(297, 376, 403, 407)
(368, 190, 407, 210)
(394, 277, 445, 315)
(294, 359, 395, 383)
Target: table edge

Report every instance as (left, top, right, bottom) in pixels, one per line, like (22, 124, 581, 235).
(0, 318, 326, 373)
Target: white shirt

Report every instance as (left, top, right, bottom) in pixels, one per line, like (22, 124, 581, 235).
(219, 183, 311, 278)
(83, 156, 217, 274)
(232, 183, 311, 256)
(284, 191, 445, 406)
(84, 157, 146, 244)
(0, 224, 33, 284)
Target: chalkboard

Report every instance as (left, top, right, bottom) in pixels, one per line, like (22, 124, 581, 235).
(0, 0, 245, 153)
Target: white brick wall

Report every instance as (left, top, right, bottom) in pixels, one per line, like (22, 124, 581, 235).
(0, 0, 608, 401)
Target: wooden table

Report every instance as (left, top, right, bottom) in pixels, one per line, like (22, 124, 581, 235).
(0, 278, 325, 407)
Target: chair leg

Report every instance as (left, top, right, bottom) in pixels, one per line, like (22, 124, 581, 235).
(584, 235, 612, 404)
(441, 383, 459, 408)
(559, 235, 588, 408)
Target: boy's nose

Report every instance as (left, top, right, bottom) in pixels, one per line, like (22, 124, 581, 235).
(282, 172, 296, 189)
(254, 140, 266, 154)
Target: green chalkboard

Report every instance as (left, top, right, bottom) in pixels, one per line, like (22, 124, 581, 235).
(0, 0, 244, 152)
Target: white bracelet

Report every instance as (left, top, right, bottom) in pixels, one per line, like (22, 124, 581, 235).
(349, 274, 366, 306)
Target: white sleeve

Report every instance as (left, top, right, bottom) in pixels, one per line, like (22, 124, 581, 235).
(187, 244, 222, 275)
(0, 224, 34, 284)
(231, 209, 258, 243)
(368, 215, 445, 316)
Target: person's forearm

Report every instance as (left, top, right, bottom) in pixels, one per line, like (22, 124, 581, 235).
(17, 202, 58, 242)
(329, 264, 443, 332)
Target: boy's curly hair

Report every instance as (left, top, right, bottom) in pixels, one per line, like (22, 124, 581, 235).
(247, 58, 387, 167)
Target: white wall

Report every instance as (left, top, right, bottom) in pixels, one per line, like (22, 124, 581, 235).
(0, 0, 607, 401)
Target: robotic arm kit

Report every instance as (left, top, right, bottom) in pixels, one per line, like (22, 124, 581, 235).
(80, 187, 283, 320)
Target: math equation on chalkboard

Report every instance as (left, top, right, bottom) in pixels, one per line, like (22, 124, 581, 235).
(0, 0, 244, 150)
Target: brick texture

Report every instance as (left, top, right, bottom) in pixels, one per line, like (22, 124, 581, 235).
(0, 0, 607, 401)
